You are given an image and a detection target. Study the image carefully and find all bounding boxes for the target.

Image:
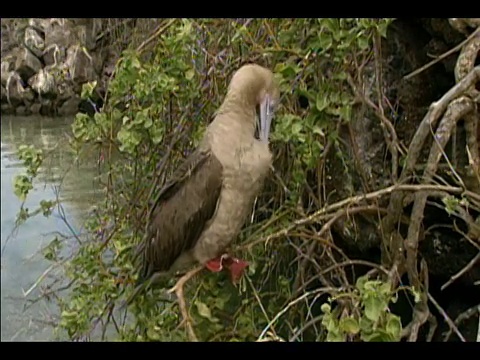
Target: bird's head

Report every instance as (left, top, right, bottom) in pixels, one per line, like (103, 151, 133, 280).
(227, 64, 280, 143)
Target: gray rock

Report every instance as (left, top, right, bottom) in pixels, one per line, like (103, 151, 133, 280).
(14, 47, 42, 82)
(1, 61, 11, 87)
(22, 87, 35, 103)
(43, 44, 65, 66)
(28, 18, 51, 33)
(5, 71, 25, 107)
(30, 102, 42, 114)
(40, 99, 55, 116)
(24, 27, 45, 58)
(44, 19, 74, 49)
(29, 68, 56, 97)
(1, 51, 18, 86)
(1, 84, 7, 104)
(58, 96, 81, 116)
(16, 105, 28, 116)
(1, 103, 15, 114)
(65, 45, 97, 84)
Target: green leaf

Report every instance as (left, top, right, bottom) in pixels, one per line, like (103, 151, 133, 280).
(385, 314, 402, 340)
(291, 122, 302, 136)
(339, 105, 352, 122)
(195, 300, 214, 321)
(379, 281, 392, 296)
(321, 303, 331, 314)
(150, 126, 164, 145)
(146, 328, 161, 341)
(81, 81, 97, 99)
(326, 329, 345, 342)
(317, 31, 333, 50)
(143, 117, 153, 129)
(339, 317, 360, 335)
(312, 125, 325, 137)
(185, 69, 195, 80)
(361, 330, 395, 342)
(356, 275, 368, 292)
(363, 295, 384, 323)
(412, 287, 422, 303)
(357, 36, 370, 51)
(316, 95, 328, 112)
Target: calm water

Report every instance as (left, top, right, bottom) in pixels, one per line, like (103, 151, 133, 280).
(1, 115, 100, 341)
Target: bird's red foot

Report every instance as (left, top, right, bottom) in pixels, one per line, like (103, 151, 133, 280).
(205, 256, 226, 272)
(205, 254, 249, 283)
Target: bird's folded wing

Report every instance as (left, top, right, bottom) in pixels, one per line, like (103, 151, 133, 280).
(138, 143, 224, 280)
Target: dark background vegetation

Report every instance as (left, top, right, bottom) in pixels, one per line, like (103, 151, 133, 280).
(6, 18, 479, 342)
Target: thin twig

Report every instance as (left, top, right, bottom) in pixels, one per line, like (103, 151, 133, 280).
(428, 293, 466, 342)
(403, 28, 480, 81)
(257, 287, 340, 341)
(167, 266, 203, 342)
(243, 184, 466, 250)
(136, 19, 177, 53)
(441, 252, 480, 291)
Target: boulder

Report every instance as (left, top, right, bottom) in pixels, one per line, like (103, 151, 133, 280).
(24, 27, 45, 58)
(1, 51, 18, 86)
(72, 23, 96, 51)
(1, 61, 11, 87)
(1, 103, 15, 115)
(1, 84, 7, 104)
(14, 47, 42, 82)
(5, 71, 26, 107)
(58, 96, 81, 116)
(57, 79, 75, 102)
(44, 19, 75, 49)
(30, 102, 42, 114)
(28, 18, 50, 33)
(29, 68, 56, 97)
(16, 105, 29, 116)
(22, 87, 35, 103)
(39, 99, 55, 116)
(43, 44, 65, 66)
(65, 45, 97, 84)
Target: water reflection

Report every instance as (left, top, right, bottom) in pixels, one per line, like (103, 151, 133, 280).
(1, 115, 100, 341)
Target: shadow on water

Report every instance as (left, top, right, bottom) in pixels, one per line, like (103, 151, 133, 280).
(1, 115, 101, 341)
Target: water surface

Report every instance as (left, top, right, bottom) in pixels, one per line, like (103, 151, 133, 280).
(1, 115, 100, 341)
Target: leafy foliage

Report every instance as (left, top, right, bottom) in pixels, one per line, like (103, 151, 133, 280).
(320, 275, 418, 342)
(13, 18, 408, 342)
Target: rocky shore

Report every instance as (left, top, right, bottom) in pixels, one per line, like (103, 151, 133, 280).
(1, 18, 116, 117)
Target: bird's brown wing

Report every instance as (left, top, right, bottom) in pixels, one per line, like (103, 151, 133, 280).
(137, 143, 223, 282)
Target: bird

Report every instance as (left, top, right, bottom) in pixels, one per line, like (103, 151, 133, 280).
(124, 63, 280, 306)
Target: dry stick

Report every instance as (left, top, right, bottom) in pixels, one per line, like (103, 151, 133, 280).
(443, 304, 479, 342)
(403, 28, 480, 81)
(243, 184, 465, 251)
(257, 287, 338, 341)
(167, 266, 203, 342)
(296, 259, 389, 296)
(404, 259, 430, 342)
(292, 205, 382, 293)
(405, 96, 475, 289)
(404, 97, 475, 341)
(136, 19, 177, 53)
(289, 315, 323, 342)
(478, 310, 480, 342)
(426, 314, 438, 342)
(464, 110, 480, 184)
(441, 252, 480, 291)
(381, 66, 480, 250)
(427, 293, 466, 342)
(374, 33, 400, 181)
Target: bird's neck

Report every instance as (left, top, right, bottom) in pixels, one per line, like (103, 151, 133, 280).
(216, 91, 257, 129)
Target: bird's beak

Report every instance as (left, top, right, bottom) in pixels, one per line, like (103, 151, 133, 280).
(259, 95, 274, 143)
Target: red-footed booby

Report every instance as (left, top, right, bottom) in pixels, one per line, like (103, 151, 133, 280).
(126, 63, 280, 304)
